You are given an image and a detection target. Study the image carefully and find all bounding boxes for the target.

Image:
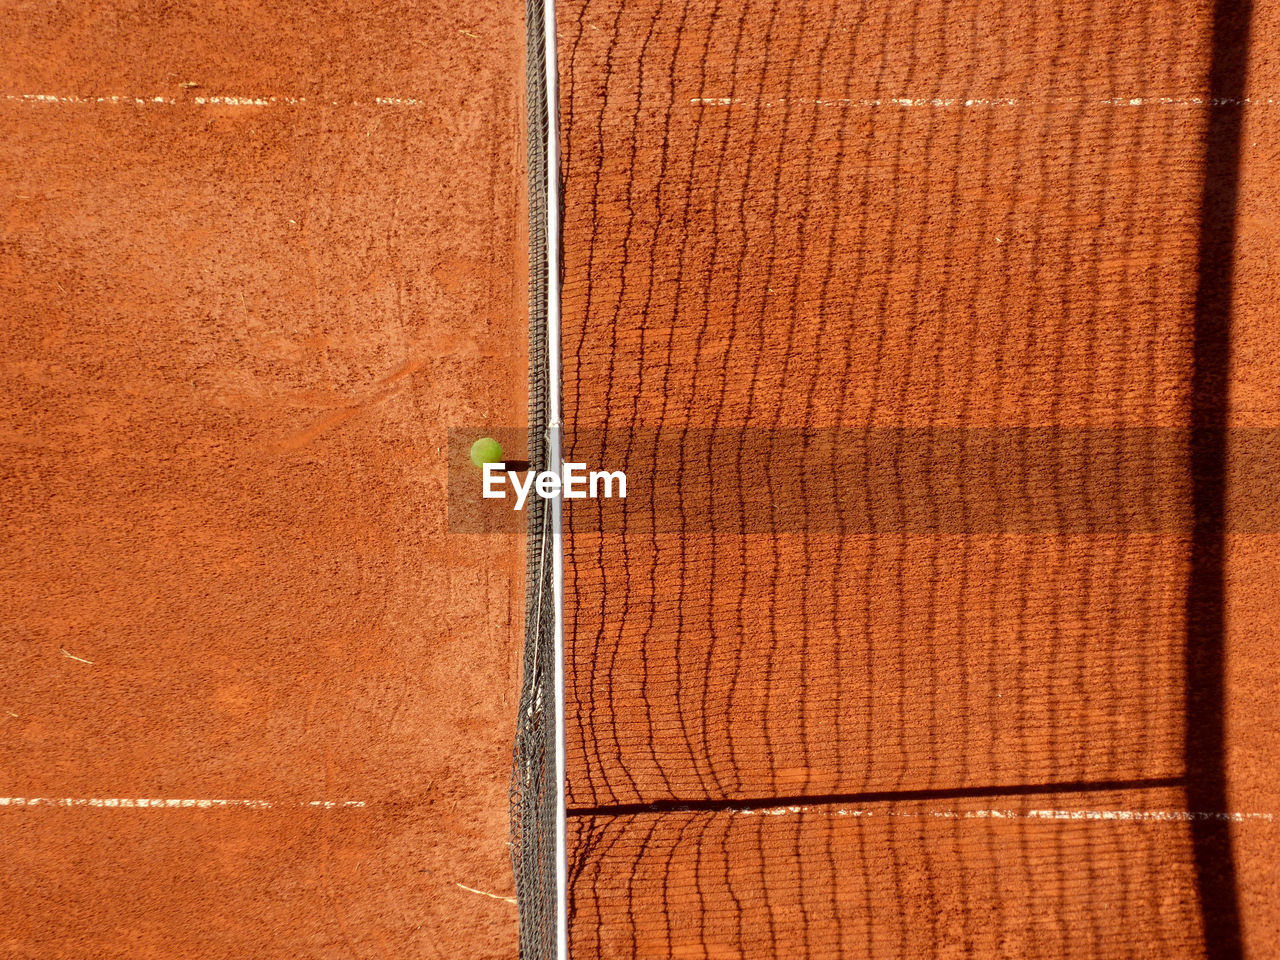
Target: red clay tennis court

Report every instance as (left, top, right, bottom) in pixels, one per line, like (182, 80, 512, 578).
(4, 0, 1279, 958)
(2, 3, 527, 957)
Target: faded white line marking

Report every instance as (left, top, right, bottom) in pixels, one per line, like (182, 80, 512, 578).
(4, 93, 421, 107)
(735, 805, 1274, 822)
(456, 882, 518, 904)
(692, 95, 1276, 108)
(1021, 808, 1273, 823)
(0, 797, 365, 809)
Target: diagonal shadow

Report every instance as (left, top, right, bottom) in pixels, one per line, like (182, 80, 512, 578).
(1187, 1, 1252, 958)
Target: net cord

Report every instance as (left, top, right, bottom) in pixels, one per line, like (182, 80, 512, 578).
(543, 0, 567, 953)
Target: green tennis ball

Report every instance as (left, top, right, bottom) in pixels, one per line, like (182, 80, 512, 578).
(469, 436, 504, 468)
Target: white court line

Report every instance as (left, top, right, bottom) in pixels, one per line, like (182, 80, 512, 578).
(4, 93, 421, 107)
(692, 95, 1276, 108)
(734, 805, 1274, 822)
(0, 797, 365, 809)
(456, 882, 518, 905)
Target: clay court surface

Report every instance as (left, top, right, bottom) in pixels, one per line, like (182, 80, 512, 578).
(3, 1, 1280, 959)
(2, 3, 526, 957)
(558, 0, 1279, 957)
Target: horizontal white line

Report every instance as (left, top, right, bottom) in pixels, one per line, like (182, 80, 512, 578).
(1022, 808, 1273, 822)
(4, 93, 421, 107)
(456, 882, 518, 904)
(0, 797, 366, 809)
(736, 806, 1274, 822)
(692, 96, 1274, 108)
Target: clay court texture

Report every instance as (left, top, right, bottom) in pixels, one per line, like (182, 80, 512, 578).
(3, 1, 1280, 959)
(2, 3, 527, 958)
(557, 0, 1279, 958)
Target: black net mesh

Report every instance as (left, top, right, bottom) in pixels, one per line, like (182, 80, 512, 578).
(510, 0, 559, 956)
